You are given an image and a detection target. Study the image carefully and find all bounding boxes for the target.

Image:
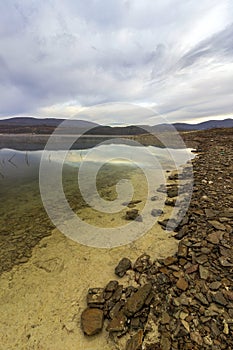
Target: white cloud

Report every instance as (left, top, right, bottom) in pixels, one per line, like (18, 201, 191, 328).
(0, 0, 233, 123)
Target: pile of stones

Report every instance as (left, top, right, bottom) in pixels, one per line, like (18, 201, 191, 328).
(81, 128, 233, 349)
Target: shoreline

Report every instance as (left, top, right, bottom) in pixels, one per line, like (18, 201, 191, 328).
(0, 128, 232, 349)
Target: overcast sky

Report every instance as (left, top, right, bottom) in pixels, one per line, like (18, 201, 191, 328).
(0, 0, 233, 125)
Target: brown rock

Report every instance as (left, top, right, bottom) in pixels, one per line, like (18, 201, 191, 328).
(199, 265, 210, 280)
(133, 253, 151, 272)
(208, 220, 226, 231)
(163, 256, 178, 266)
(177, 242, 188, 258)
(81, 308, 104, 336)
(176, 277, 189, 291)
(105, 280, 118, 292)
(124, 284, 152, 317)
(190, 331, 203, 346)
(185, 264, 199, 274)
(115, 258, 132, 277)
(209, 281, 222, 290)
(106, 310, 127, 332)
(125, 330, 143, 350)
(87, 288, 105, 307)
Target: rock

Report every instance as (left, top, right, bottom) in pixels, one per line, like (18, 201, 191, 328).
(177, 242, 188, 258)
(185, 264, 199, 274)
(160, 333, 171, 350)
(211, 292, 228, 306)
(111, 285, 123, 302)
(151, 195, 158, 201)
(106, 310, 127, 332)
(151, 209, 163, 217)
(209, 281, 222, 290)
(125, 209, 140, 220)
(199, 266, 210, 280)
(163, 256, 178, 266)
(223, 290, 233, 301)
(133, 254, 151, 273)
(161, 312, 171, 324)
(176, 277, 188, 291)
(204, 208, 216, 218)
(208, 220, 226, 231)
(124, 284, 152, 317)
(190, 331, 203, 346)
(181, 320, 190, 333)
(125, 330, 143, 350)
(115, 258, 132, 277)
(87, 288, 105, 307)
(105, 280, 119, 292)
(165, 198, 176, 206)
(207, 232, 221, 244)
(81, 308, 104, 336)
(167, 186, 178, 198)
(219, 256, 233, 267)
(195, 293, 209, 306)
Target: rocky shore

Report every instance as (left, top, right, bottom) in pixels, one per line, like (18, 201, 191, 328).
(81, 128, 233, 349)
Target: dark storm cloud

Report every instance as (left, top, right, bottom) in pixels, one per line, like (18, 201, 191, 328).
(0, 0, 232, 123)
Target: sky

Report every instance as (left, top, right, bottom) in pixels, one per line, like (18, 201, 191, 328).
(0, 0, 233, 125)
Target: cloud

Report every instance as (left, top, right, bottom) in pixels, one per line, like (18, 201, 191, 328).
(0, 0, 232, 123)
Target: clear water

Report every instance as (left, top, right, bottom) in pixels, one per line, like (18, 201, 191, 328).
(0, 144, 193, 272)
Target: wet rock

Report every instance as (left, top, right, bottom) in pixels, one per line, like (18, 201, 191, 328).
(167, 186, 178, 198)
(125, 330, 143, 350)
(124, 284, 152, 317)
(81, 308, 104, 336)
(125, 209, 140, 220)
(151, 209, 163, 217)
(115, 258, 132, 277)
(165, 198, 176, 206)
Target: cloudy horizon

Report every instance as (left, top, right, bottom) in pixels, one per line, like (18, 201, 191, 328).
(1, 0, 233, 125)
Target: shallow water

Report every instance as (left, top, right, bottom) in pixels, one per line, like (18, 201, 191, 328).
(0, 144, 193, 272)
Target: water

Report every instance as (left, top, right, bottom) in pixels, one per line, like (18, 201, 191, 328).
(0, 144, 193, 272)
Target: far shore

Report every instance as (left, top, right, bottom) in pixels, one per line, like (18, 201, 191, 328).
(0, 132, 187, 150)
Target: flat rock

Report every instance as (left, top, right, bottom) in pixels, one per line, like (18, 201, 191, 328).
(81, 308, 104, 336)
(124, 284, 152, 317)
(208, 220, 226, 231)
(199, 265, 210, 280)
(176, 277, 188, 291)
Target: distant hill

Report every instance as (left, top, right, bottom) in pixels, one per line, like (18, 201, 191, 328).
(172, 118, 233, 131)
(0, 117, 232, 134)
